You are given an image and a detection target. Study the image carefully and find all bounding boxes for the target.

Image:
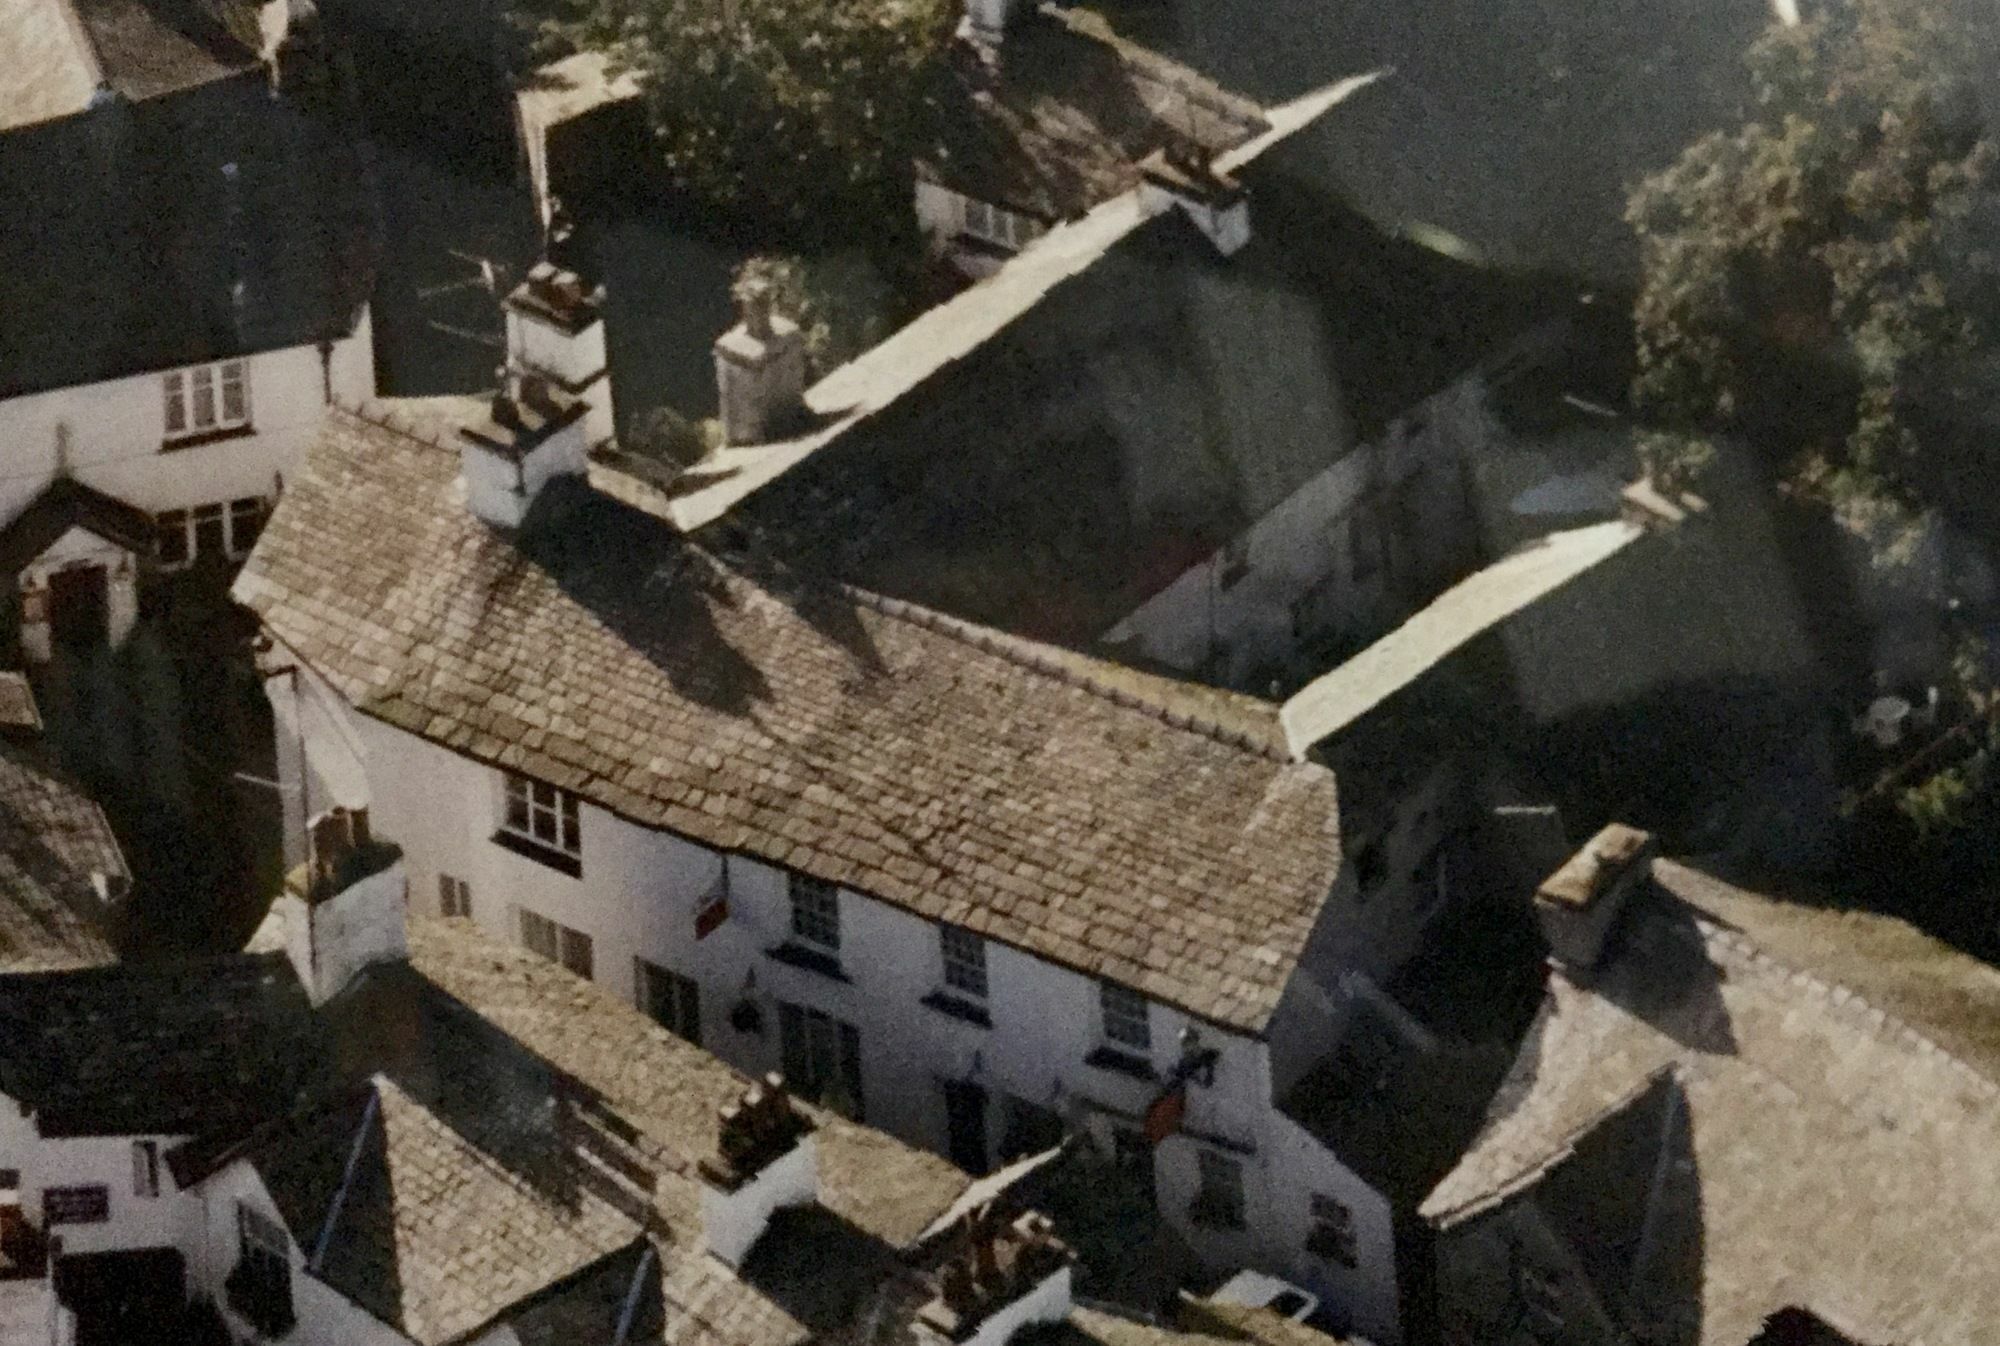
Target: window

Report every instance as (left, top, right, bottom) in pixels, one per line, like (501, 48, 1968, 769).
(229, 1202, 294, 1337)
(155, 496, 268, 569)
(940, 925, 988, 1000)
(1191, 1150, 1245, 1229)
(1306, 1194, 1356, 1267)
(157, 510, 190, 568)
(227, 497, 266, 558)
(1100, 981, 1151, 1051)
(132, 1141, 160, 1199)
(519, 909, 593, 980)
(789, 873, 840, 952)
(438, 874, 471, 919)
(193, 504, 227, 559)
(162, 360, 251, 441)
(778, 1001, 864, 1120)
(503, 773, 581, 856)
(637, 959, 701, 1044)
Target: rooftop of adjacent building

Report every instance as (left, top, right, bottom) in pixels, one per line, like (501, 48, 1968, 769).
(1422, 845, 2000, 1343)
(0, 0, 269, 133)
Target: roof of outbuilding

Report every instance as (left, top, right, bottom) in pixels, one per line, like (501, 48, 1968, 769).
(0, 689, 125, 974)
(197, 917, 970, 1346)
(1422, 860, 2000, 1343)
(236, 402, 1345, 1030)
(918, 6, 1266, 222)
(0, 952, 320, 1137)
(0, 479, 155, 579)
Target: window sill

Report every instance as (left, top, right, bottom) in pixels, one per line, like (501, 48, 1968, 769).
(921, 991, 992, 1028)
(765, 942, 849, 982)
(1084, 1046, 1156, 1082)
(160, 424, 257, 453)
(490, 830, 582, 878)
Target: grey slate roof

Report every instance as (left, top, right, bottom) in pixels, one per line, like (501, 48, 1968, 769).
(0, 24, 374, 400)
(204, 917, 971, 1346)
(235, 402, 1344, 1031)
(1422, 860, 2000, 1344)
(0, 479, 155, 578)
(919, 6, 1266, 222)
(0, 731, 125, 974)
(0, 952, 319, 1137)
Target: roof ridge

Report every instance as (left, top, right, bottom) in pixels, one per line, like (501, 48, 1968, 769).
(841, 586, 1295, 764)
(337, 397, 465, 454)
(1678, 908, 2000, 1102)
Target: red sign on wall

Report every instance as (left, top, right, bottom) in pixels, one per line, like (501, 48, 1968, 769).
(695, 896, 728, 940)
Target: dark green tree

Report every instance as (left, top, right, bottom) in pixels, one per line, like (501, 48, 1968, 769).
(514, 0, 957, 232)
(1626, 0, 1999, 511)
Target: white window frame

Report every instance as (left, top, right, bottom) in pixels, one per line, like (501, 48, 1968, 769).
(789, 873, 841, 953)
(154, 496, 268, 570)
(940, 925, 988, 1000)
(502, 773, 581, 857)
(163, 359, 251, 442)
(1099, 981, 1151, 1051)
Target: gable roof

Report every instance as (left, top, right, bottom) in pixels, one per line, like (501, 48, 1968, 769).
(1422, 860, 2000, 1343)
(0, 952, 319, 1137)
(0, 33, 375, 401)
(234, 401, 1343, 1031)
(195, 917, 970, 1346)
(0, 478, 154, 578)
(918, 6, 1266, 222)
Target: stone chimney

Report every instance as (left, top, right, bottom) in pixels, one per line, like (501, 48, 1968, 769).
(277, 807, 407, 1006)
(961, 0, 1025, 46)
(459, 370, 590, 528)
(505, 263, 615, 452)
(1138, 148, 1251, 256)
(714, 279, 807, 447)
(698, 1075, 819, 1268)
(1533, 823, 1659, 975)
(256, 0, 290, 66)
(917, 1207, 1075, 1346)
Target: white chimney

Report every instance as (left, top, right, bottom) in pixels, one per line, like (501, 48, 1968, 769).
(1533, 823, 1659, 974)
(961, 0, 1025, 45)
(505, 263, 615, 452)
(256, 0, 291, 65)
(699, 1076, 819, 1268)
(277, 807, 408, 1006)
(917, 1208, 1076, 1346)
(1138, 149, 1251, 256)
(459, 374, 590, 529)
(714, 280, 807, 447)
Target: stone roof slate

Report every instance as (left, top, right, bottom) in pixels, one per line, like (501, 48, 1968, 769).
(0, 732, 125, 974)
(235, 404, 1344, 1030)
(1422, 861, 2000, 1344)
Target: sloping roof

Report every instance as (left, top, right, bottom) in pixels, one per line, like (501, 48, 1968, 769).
(0, 952, 319, 1137)
(68, 0, 259, 104)
(0, 694, 125, 974)
(0, 0, 102, 133)
(0, 478, 154, 578)
(1422, 861, 2000, 1343)
(0, 674, 43, 733)
(234, 402, 1342, 1031)
(918, 6, 1266, 221)
(209, 917, 969, 1346)
(0, 738, 129, 900)
(0, 35, 374, 400)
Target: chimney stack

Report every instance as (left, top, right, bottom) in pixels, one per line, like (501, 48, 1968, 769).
(459, 364, 590, 529)
(256, 0, 291, 67)
(917, 1207, 1075, 1346)
(699, 1075, 819, 1268)
(960, 0, 1024, 47)
(278, 807, 407, 1006)
(714, 279, 807, 447)
(1533, 823, 1658, 974)
(504, 263, 616, 452)
(1137, 149, 1251, 256)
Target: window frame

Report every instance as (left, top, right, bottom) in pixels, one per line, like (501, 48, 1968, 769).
(940, 924, 988, 1000)
(788, 873, 841, 953)
(162, 359, 252, 443)
(778, 1000, 864, 1120)
(636, 958, 702, 1044)
(501, 772, 582, 858)
(438, 874, 471, 919)
(132, 1141, 161, 1199)
(1192, 1149, 1246, 1229)
(1099, 981, 1151, 1052)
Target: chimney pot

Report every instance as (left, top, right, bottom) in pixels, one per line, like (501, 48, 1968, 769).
(1534, 823, 1658, 973)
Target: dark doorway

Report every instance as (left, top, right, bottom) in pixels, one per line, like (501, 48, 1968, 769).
(943, 1080, 990, 1174)
(48, 565, 108, 652)
(54, 1248, 186, 1346)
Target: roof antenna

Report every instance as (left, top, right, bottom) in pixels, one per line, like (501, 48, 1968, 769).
(417, 250, 513, 352)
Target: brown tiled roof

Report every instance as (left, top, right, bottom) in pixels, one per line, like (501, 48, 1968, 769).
(1422, 862, 2000, 1343)
(235, 403, 1343, 1030)
(919, 6, 1267, 222)
(209, 917, 969, 1346)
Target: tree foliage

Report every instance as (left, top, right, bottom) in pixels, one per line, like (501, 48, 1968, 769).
(514, 0, 957, 233)
(1627, 0, 1999, 510)
(734, 251, 905, 376)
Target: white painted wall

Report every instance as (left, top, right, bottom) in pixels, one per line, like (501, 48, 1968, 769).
(0, 311, 373, 531)
(0, 1092, 189, 1257)
(1260, 1109, 1401, 1345)
(702, 1135, 818, 1269)
(276, 857, 412, 1005)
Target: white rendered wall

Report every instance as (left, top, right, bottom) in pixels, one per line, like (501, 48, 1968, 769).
(0, 1093, 190, 1258)
(277, 858, 411, 1005)
(0, 311, 373, 530)
(701, 1136, 817, 1268)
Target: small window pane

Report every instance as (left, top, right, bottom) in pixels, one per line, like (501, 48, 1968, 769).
(559, 927, 594, 979)
(229, 498, 265, 555)
(942, 925, 988, 999)
(157, 512, 189, 567)
(1100, 982, 1150, 1050)
(220, 361, 249, 424)
(790, 874, 841, 951)
(191, 367, 217, 429)
(194, 504, 226, 559)
(163, 373, 187, 435)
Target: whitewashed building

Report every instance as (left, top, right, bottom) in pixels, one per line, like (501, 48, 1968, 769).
(0, 0, 375, 660)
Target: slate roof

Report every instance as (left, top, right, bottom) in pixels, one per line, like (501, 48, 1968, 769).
(694, 165, 1568, 648)
(0, 22, 375, 400)
(1422, 860, 2000, 1344)
(194, 917, 970, 1346)
(0, 952, 320, 1137)
(0, 729, 125, 973)
(0, 479, 155, 578)
(235, 402, 1345, 1030)
(0, 675, 42, 734)
(919, 5, 1266, 222)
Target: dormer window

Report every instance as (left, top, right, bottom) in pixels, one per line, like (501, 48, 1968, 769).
(495, 772, 582, 875)
(163, 360, 251, 444)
